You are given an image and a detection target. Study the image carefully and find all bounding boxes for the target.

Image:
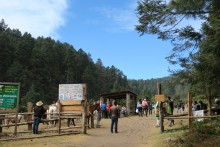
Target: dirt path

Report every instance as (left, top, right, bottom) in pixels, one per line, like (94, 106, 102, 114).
(79, 115, 160, 147)
(1, 114, 162, 147)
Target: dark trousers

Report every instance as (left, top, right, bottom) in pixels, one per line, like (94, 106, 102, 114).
(138, 107, 142, 116)
(33, 117, 41, 134)
(217, 109, 220, 115)
(148, 108, 152, 115)
(142, 107, 148, 116)
(111, 116, 118, 133)
(102, 110, 107, 118)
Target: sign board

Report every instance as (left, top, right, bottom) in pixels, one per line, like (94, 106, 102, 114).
(58, 84, 86, 100)
(0, 83, 19, 108)
(155, 95, 165, 102)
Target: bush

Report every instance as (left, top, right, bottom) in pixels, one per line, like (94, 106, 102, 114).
(168, 117, 220, 146)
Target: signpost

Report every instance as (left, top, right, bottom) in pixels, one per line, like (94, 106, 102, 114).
(58, 84, 87, 134)
(155, 95, 165, 102)
(0, 83, 19, 109)
(156, 83, 164, 133)
(59, 84, 86, 100)
(0, 82, 20, 135)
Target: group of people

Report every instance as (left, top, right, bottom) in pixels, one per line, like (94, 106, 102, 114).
(136, 98, 153, 117)
(176, 102, 185, 113)
(32, 100, 121, 134)
(34, 97, 213, 134)
(100, 102, 113, 119)
(101, 101, 127, 119)
(192, 100, 207, 111)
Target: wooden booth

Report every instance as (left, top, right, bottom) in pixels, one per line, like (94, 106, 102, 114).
(100, 91, 137, 115)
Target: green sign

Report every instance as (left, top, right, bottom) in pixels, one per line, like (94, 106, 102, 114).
(0, 84, 19, 108)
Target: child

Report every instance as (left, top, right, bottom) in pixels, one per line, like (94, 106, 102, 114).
(155, 102, 160, 127)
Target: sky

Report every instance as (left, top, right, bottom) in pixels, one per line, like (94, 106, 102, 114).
(0, 0, 196, 80)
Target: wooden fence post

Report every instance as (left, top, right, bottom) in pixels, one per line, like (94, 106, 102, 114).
(188, 92, 192, 129)
(157, 83, 164, 133)
(82, 100, 87, 134)
(0, 115, 3, 133)
(27, 102, 33, 131)
(57, 101, 61, 134)
(91, 113, 94, 128)
(208, 88, 212, 117)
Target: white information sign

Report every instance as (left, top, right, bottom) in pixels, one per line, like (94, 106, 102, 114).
(59, 84, 84, 100)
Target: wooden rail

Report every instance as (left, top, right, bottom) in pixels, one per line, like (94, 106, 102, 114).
(0, 100, 87, 135)
(164, 115, 219, 119)
(0, 119, 59, 127)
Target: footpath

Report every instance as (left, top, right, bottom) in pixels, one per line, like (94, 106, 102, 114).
(78, 114, 160, 147)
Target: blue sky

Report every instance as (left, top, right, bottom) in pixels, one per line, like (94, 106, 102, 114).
(0, 0, 182, 80)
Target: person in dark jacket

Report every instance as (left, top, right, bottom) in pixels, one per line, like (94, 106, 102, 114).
(33, 101, 46, 134)
(167, 96, 174, 127)
(110, 101, 120, 133)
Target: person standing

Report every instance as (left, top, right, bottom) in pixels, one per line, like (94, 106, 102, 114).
(33, 101, 46, 134)
(142, 99, 148, 117)
(216, 100, 220, 115)
(192, 101, 200, 111)
(167, 97, 174, 127)
(107, 102, 112, 118)
(176, 102, 181, 113)
(110, 101, 120, 133)
(148, 101, 153, 115)
(137, 99, 143, 117)
(101, 102, 107, 118)
(181, 103, 185, 112)
(155, 102, 160, 127)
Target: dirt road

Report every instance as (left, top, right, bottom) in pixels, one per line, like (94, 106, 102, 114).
(1, 114, 163, 147)
(79, 114, 160, 147)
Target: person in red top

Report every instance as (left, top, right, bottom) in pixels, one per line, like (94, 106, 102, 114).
(142, 99, 148, 117)
(96, 100, 100, 105)
(107, 101, 112, 118)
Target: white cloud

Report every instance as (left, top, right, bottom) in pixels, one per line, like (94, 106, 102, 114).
(0, 0, 69, 39)
(95, 1, 138, 32)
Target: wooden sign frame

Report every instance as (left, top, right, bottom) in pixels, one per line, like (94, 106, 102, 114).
(155, 95, 165, 102)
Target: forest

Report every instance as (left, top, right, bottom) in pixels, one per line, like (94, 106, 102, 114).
(3, 0, 220, 112)
(0, 19, 189, 111)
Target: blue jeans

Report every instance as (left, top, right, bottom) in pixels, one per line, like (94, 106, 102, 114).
(111, 116, 118, 133)
(33, 117, 41, 134)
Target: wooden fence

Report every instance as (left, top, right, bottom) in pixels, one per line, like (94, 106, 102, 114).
(0, 101, 87, 136)
(161, 92, 220, 132)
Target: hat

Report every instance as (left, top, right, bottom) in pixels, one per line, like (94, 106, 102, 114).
(36, 101, 43, 106)
(144, 99, 146, 101)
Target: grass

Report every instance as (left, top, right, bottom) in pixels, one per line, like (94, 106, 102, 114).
(166, 117, 220, 147)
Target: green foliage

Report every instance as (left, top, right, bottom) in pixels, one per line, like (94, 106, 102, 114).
(179, 124, 188, 130)
(128, 76, 189, 102)
(136, 0, 220, 98)
(192, 95, 207, 103)
(168, 117, 220, 146)
(19, 105, 27, 113)
(192, 121, 211, 134)
(0, 20, 130, 108)
(195, 118, 220, 135)
(191, 117, 220, 135)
